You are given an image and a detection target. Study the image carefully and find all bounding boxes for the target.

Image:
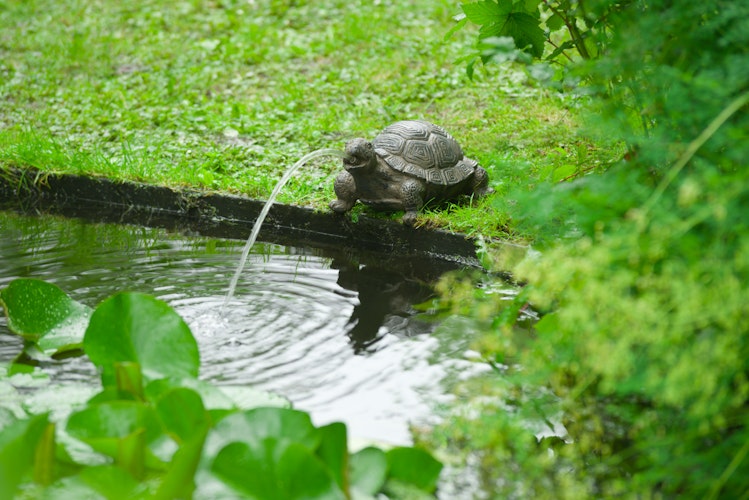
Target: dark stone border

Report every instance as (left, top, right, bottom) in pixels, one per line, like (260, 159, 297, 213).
(0, 168, 481, 271)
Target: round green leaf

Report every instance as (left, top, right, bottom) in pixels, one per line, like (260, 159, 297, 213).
(84, 293, 199, 386)
(0, 414, 51, 499)
(155, 388, 208, 444)
(204, 407, 320, 460)
(316, 422, 348, 492)
(350, 446, 387, 496)
(66, 400, 166, 470)
(0, 278, 91, 354)
(386, 447, 443, 493)
(212, 440, 345, 500)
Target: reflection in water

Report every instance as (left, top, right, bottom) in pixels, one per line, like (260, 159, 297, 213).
(334, 259, 435, 353)
(0, 211, 472, 444)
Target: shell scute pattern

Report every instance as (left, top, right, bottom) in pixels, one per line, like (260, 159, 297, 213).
(372, 120, 473, 186)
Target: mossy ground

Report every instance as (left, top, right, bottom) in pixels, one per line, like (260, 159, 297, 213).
(0, 0, 621, 239)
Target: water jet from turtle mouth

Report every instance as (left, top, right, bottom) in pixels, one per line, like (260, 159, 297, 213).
(223, 148, 346, 308)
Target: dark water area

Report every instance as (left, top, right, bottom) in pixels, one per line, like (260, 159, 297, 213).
(0, 211, 487, 445)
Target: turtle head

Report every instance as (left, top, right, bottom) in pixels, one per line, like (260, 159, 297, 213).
(343, 138, 376, 173)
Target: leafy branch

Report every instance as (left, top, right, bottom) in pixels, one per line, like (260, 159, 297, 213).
(450, 0, 618, 77)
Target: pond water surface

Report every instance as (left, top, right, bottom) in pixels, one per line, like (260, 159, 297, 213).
(0, 211, 485, 445)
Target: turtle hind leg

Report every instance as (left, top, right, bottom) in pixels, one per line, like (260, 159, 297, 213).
(329, 171, 358, 213)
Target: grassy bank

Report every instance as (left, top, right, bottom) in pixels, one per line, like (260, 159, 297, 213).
(0, 0, 620, 238)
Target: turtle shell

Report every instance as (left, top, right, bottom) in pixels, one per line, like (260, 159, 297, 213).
(372, 120, 477, 186)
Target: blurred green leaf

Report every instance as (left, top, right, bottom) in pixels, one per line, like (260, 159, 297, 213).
(45, 465, 145, 500)
(83, 293, 199, 386)
(212, 440, 345, 499)
(204, 407, 320, 460)
(316, 422, 348, 493)
(386, 447, 442, 493)
(155, 388, 208, 444)
(350, 446, 387, 496)
(462, 0, 509, 25)
(0, 413, 51, 498)
(66, 400, 168, 472)
(546, 12, 565, 31)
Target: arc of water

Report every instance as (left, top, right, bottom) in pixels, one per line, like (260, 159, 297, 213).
(223, 148, 346, 306)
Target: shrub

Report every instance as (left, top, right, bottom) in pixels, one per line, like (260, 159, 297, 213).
(430, 0, 749, 497)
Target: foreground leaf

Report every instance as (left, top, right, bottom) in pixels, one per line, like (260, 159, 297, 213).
(350, 446, 387, 496)
(0, 413, 51, 498)
(66, 400, 168, 472)
(204, 407, 321, 459)
(316, 422, 349, 493)
(45, 465, 146, 500)
(386, 446, 443, 493)
(212, 440, 345, 499)
(84, 293, 199, 386)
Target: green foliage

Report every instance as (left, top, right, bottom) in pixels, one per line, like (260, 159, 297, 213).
(0, 278, 442, 498)
(427, 0, 749, 497)
(0, 0, 618, 239)
(0, 278, 92, 355)
(0, 414, 54, 498)
(451, 0, 623, 80)
(84, 292, 200, 386)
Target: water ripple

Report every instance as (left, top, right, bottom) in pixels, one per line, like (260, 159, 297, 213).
(0, 212, 461, 444)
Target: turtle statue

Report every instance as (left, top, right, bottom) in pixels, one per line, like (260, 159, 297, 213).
(329, 120, 493, 225)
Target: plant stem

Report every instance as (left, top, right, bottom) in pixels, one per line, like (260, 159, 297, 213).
(543, 0, 591, 60)
(640, 89, 749, 218)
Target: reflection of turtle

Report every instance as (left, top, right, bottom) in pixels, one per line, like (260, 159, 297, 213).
(329, 120, 493, 225)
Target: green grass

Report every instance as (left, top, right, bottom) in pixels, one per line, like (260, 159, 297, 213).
(0, 0, 621, 238)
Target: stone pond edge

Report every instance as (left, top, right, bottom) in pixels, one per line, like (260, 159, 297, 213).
(0, 167, 482, 268)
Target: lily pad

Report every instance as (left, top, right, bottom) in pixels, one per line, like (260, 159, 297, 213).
(211, 440, 346, 500)
(0, 278, 92, 355)
(0, 413, 52, 499)
(83, 293, 199, 386)
(350, 446, 387, 496)
(66, 400, 169, 472)
(386, 446, 443, 493)
(145, 378, 290, 412)
(204, 407, 321, 459)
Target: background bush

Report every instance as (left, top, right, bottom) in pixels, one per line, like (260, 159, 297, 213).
(428, 0, 749, 497)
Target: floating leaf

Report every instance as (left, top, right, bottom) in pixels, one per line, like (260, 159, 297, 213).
(350, 446, 387, 496)
(155, 388, 208, 444)
(145, 378, 289, 412)
(316, 422, 348, 492)
(215, 385, 290, 410)
(211, 440, 345, 500)
(46, 465, 145, 500)
(66, 400, 168, 471)
(84, 293, 199, 386)
(0, 413, 51, 499)
(0, 278, 91, 355)
(204, 407, 320, 459)
(386, 446, 443, 493)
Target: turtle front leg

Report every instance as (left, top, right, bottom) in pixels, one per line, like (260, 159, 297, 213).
(401, 179, 425, 226)
(329, 170, 358, 213)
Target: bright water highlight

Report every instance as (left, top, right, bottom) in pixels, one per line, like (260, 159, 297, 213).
(224, 148, 346, 305)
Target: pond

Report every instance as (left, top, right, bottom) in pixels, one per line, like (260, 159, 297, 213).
(0, 210, 488, 446)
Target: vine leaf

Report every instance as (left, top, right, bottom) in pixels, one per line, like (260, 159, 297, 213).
(463, 1, 545, 58)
